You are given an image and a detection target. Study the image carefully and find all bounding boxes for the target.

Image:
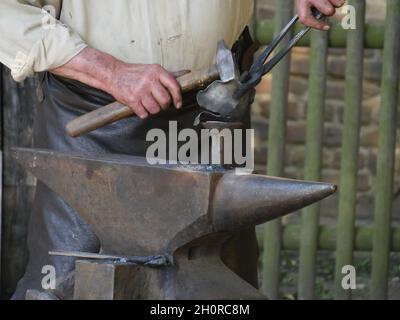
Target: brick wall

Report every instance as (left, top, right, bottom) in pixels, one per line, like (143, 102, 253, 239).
(253, 0, 400, 223)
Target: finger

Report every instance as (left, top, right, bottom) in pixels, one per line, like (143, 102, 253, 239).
(159, 71, 183, 109)
(142, 94, 161, 115)
(311, 0, 336, 16)
(129, 100, 148, 119)
(297, 1, 330, 30)
(329, 0, 346, 8)
(152, 84, 172, 110)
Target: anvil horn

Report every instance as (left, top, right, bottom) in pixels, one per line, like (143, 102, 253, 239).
(212, 174, 337, 230)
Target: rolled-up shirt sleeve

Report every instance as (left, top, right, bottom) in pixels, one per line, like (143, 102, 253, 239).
(0, 0, 87, 82)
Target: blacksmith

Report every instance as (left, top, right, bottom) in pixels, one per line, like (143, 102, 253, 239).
(0, 0, 343, 299)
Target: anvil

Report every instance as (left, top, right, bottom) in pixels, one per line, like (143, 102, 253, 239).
(13, 148, 336, 300)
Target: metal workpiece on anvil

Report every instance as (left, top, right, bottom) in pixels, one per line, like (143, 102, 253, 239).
(12, 148, 336, 300)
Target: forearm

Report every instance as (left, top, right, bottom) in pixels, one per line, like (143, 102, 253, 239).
(51, 47, 119, 94)
(50, 47, 182, 119)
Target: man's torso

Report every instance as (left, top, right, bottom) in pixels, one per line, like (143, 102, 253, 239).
(58, 0, 254, 70)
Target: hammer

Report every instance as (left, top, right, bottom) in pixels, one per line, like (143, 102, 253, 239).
(66, 41, 237, 137)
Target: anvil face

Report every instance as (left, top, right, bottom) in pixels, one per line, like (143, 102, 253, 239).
(12, 148, 336, 300)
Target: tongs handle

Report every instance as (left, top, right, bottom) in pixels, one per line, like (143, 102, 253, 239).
(261, 10, 324, 76)
(235, 9, 324, 99)
(248, 15, 300, 76)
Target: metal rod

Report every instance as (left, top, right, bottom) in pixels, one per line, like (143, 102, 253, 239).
(49, 251, 170, 267)
(298, 28, 328, 300)
(334, 0, 366, 301)
(256, 20, 385, 49)
(250, 15, 299, 76)
(262, 0, 293, 300)
(49, 251, 130, 261)
(371, 0, 400, 300)
(236, 12, 324, 100)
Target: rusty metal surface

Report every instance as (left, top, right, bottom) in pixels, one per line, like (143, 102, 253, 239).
(13, 149, 218, 257)
(12, 147, 336, 300)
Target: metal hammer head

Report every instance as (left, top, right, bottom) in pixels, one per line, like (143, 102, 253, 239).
(197, 40, 246, 118)
(215, 40, 239, 83)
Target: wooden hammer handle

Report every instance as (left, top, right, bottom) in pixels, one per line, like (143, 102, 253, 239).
(66, 65, 218, 137)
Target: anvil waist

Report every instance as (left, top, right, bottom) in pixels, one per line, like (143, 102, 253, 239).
(12, 72, 257, 300)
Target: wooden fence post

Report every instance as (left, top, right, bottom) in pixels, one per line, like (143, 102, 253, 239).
(262, 0, 293, 300)
(334, 0, 366, 300)
(371, 0, 400, 300)
(298, 29, 328, 300)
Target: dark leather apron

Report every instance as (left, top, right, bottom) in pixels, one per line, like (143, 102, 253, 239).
(12, 71, 258, 299)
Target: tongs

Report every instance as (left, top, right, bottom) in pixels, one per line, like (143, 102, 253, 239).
(234, 10, 324, 99)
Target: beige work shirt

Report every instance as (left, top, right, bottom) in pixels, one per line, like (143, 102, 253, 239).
(0, 0, 254, 82)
